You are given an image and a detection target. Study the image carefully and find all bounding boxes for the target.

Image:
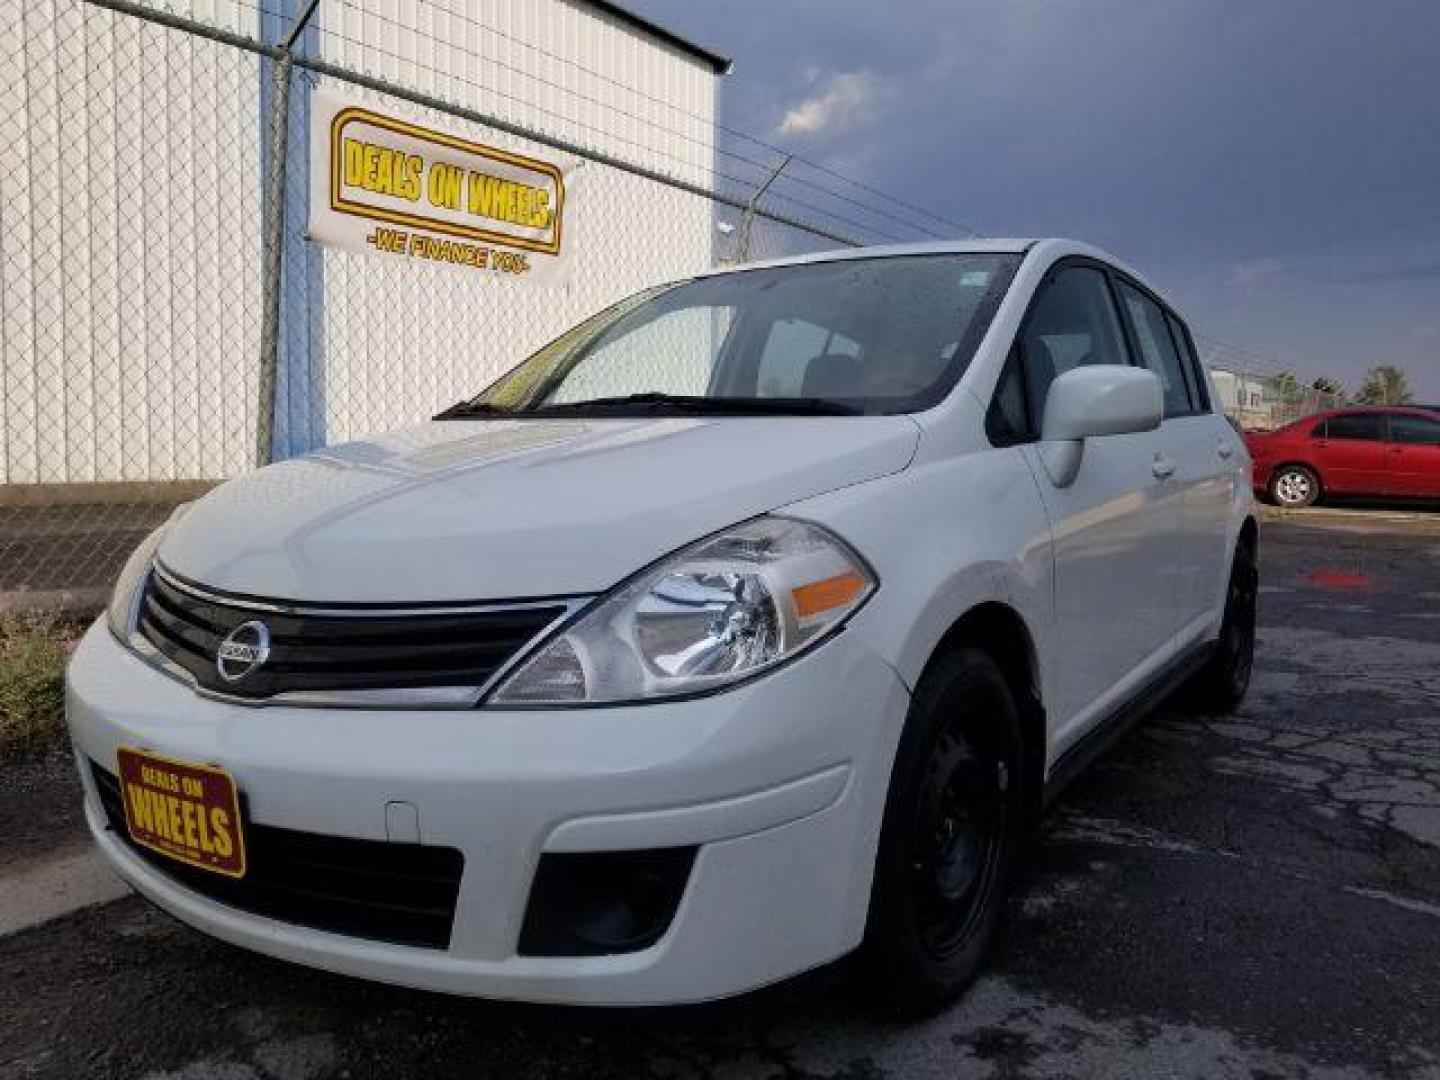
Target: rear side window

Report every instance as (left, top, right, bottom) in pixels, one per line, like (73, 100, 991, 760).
(1117, 282, 1195, 418)
(1390, 413, 1440, 445)
(1015, 265, 1131, 430)
(1164, 312, 1210, 411)
(1324, 413, 1385, 441)
(986, 349, 1031, 444)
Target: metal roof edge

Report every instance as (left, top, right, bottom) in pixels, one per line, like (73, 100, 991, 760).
(577, 0, 732, 74)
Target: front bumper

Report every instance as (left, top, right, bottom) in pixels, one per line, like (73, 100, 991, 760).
(67, 619, 909, 1005)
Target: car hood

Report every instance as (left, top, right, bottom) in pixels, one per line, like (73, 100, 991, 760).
(159, 416, 920, 602)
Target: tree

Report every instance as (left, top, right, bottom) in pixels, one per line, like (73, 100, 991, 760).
(1355, 365, 1413, 406)
(1311, 376, 1346, 402)
(1272, 369, 1302, 404)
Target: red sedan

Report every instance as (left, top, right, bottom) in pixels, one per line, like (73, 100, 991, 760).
(1245, 406, 1440, 507)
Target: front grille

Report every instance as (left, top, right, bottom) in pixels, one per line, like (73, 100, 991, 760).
(137, 566, 568, 701)
(91, 762, 464, 949)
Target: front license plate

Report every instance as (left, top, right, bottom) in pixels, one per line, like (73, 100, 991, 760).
(116, 747, 247, 878)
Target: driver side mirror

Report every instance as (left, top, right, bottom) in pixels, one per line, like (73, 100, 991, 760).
(1039, 365, 1163, 487)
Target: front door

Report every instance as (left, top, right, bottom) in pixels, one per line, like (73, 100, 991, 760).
(1004, 262, 1183, 752)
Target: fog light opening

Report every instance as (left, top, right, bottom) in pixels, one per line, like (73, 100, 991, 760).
(518, 847, 697, 957)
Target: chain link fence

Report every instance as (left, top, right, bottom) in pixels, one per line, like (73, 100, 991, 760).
(1, 0, 877, 612)
(1, 0, 273, 610)
(1207, 366, 1344, 431)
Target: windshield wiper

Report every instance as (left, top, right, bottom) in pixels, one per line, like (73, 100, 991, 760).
(433, 399, 511, 420)
(435, 392, 861, 419)
(522, 393, 860, 416)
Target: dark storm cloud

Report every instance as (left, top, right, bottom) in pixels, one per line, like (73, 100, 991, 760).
(628, 0, 1440, 395)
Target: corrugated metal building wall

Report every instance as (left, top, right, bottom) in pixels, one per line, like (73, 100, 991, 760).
(0, 0, 721, 484)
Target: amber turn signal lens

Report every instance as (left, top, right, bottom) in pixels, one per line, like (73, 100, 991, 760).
(792, 571, 868, 618)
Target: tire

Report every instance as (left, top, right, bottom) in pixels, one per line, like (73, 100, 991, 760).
(861, 647, 1025, 1017)
(1193, 539, 1258, 713)
(1268, 464, 1319, 508)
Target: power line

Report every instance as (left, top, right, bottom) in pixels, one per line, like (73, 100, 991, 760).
(1194, 332, 1278, 371)
(775, 156, 979, 239)
(435, 0, 967, 235)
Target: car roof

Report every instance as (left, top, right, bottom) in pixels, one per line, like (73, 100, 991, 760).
(689, 238, 1180, 325)
(701, 238, 1131, 272)
(711, 235, 1150, 279)
(713, 239, 1037, 269)
(1281, 404, 1440, 430)
(1316, 404, 1438, 416)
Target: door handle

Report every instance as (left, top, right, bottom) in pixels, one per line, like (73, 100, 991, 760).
(1152, 456, 1177, 480)
(1217, 443, 1234, 460)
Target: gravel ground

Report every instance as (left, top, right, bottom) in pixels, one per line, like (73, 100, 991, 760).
(2, 510, 1438, 1079)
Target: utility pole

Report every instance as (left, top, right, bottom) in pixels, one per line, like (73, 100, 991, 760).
(255, 0, 320, 468)
(735, 154, 791, 263)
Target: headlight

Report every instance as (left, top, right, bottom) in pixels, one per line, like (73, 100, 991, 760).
(489, 516, 876, 706)
(106, 504, 191, 643)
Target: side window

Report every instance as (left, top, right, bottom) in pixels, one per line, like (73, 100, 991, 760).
(1165, 312, 1210, 411)
(1118, 282, 1195, 418)
(1390, 413, 1440, 445)
(1324, 413, 1384, 441)
(756, 319, 861, 398)
(1310, 419, 1329, 439)
(986, 349, 1031, 444)
(1017, 265, 1131, 428)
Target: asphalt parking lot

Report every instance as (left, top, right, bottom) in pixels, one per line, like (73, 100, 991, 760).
(2, 508, 1438, 1080)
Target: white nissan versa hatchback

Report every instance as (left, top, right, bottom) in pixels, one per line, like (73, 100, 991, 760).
(68, 239, 1256, 1014)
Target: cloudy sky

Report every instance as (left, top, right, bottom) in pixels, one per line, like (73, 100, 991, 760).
(628, 0, 1440, 398)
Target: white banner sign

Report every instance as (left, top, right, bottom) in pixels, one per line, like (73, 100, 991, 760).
(309, 91, 575, 285)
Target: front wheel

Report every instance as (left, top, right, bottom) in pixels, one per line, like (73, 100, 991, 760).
(861, 648, 1024, 1016)
(1268, 464, 1319, 508)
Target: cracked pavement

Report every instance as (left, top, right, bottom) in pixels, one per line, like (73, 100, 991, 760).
(2, 509, 1437, 1079)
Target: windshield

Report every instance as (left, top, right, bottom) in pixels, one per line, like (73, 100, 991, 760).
(449, 253, 1022, 418)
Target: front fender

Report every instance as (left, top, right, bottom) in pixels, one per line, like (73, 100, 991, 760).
(780, 446, 1055, 708)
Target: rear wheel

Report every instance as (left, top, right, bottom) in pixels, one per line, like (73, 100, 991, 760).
(1268, 464, 1319, 508)
(861, 648, 1024, 1016)
(1194, 539, 1258, 713)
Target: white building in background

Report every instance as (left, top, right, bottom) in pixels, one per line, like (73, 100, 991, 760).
(1, 0, 729, 486)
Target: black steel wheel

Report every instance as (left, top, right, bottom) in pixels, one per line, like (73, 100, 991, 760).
(1195, 538, 1259, 713)
(911, 724, 1009, 957)
(862, 647, 1024, 1016)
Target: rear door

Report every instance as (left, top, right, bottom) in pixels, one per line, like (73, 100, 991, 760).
(996, 261, 1184, 747)
(1385, 411, 1440, 496)
(1312, 412, 1389, 494)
